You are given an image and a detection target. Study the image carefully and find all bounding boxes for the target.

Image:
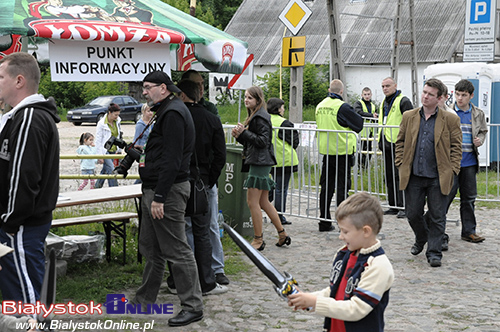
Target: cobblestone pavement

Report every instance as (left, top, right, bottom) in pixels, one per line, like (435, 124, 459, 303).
(57, 123, 499, 331)
(151, 206, 498, 332)
(58, 205, 498, 332)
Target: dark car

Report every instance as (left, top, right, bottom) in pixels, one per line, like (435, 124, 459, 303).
(67, 95, 143, 126)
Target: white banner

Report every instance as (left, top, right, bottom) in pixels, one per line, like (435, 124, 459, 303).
(49, 40, 171, 81)
(209, 57, 253, 103)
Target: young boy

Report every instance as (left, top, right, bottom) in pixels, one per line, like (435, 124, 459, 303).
(288, 192, 394, 332)
(0, 243, 37, 331)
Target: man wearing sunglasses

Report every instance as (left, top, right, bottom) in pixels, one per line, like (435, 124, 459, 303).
(132, 70, 203, 327)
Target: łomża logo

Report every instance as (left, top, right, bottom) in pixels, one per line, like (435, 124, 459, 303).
(103, 294, 174, 315)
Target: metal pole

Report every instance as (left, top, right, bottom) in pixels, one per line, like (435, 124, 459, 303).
(391, 0, 402, 82)
(289, 67, 303, 123)
(238, 90, 242, 124)
(189, 0, 196, 16)
(409, 0, 419, 107)
(280, 27, 286, 100)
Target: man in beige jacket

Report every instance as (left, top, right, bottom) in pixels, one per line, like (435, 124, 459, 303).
(395, 78, 462, 268)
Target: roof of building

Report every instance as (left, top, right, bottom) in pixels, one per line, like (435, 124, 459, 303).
(225, 0, 466, 66)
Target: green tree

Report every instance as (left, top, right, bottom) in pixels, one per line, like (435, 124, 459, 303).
(39, 67, 86, 112)
(81, 81, 127, 102)
(257, 66, 290, 105)
(257, 63, 330, 108)
(39, 67, 128, 113)
(303, 64, 330, 106)
(162, 0, 190, 12)
(206, 0, 243, 29)
(162, 0, 242, 29)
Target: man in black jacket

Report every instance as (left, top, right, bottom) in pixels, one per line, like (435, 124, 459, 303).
(132, 71, 204, 327)
(0, 52, 60, 304)
(353, 87, 378, 167)
(170, 79, 227, 296)
(181, 69, 230, 286)
(181, 69, 218, 116)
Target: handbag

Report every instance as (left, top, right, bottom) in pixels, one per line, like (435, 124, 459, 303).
(185, 150, 209, 216)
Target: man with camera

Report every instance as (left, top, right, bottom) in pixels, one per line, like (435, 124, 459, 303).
(132, 71, 204, 327)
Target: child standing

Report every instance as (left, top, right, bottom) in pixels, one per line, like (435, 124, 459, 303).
(77, 132, 97, 190)
(288, 192, 394, 332)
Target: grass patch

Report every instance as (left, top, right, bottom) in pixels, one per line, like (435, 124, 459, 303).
(220, 234, 253, 277)
(56, 262, 143, 303)
(218, 101, 316, 125)
(52, 233, 251, 304)
(47, 201, 253, 304)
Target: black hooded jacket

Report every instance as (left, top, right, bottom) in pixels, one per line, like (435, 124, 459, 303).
(0, 98, 60, 233)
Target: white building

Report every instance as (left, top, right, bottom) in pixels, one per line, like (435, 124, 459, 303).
(222, 0, 500, 105)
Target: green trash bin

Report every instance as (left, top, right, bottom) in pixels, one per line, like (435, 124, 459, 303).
(218, 144, 253, 237)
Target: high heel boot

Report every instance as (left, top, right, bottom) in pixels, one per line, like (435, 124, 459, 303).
(276, 229, 291, 247)
(251, 234, 266, 251)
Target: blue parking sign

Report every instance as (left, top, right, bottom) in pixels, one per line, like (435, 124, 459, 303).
(465, 0, 496, 43)
(470, 0, 491, 24)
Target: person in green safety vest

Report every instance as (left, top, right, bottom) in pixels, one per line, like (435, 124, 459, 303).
(353, 87, 378, 167)
(378, 77, 414, 219)
(267, 98, 299, 226)
(316, 79, 364, 232)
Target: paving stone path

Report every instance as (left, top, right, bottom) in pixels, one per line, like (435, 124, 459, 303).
(57, 123, 499, 331)
(155, 205, 499, 332)
(57, 205, 497, 332)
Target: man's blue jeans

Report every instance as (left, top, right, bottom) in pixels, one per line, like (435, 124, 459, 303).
(446, 165, 478, 237)
(185, 185, 225, 275)
(405, 175, 448, 261)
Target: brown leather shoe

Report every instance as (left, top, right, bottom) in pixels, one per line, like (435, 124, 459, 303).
(461, 233, 485, 243)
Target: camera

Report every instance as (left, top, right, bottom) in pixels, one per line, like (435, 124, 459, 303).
(104, 136, 142, 176)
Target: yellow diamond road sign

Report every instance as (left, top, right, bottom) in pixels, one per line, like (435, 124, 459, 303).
(285, 3, 306, 27)
(279, 0, 312, 35)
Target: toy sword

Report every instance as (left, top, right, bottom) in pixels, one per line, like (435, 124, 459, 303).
(222, 222, 300, 300)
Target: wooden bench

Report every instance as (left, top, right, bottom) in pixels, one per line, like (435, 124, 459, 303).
(52, 212, 138, 265)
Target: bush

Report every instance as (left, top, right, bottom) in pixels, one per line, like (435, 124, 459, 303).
(256, 63, 330, 108)
(39, 66, 128, 115)
(218, 101, 245, 124)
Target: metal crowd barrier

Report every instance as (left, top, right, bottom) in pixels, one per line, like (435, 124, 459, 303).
(222, 121, 500, 224)
(60, 122, 500, 217)
(59, 154, 140, 182)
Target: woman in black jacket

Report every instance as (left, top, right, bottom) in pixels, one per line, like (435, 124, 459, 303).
(231, 86, 291, 250)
